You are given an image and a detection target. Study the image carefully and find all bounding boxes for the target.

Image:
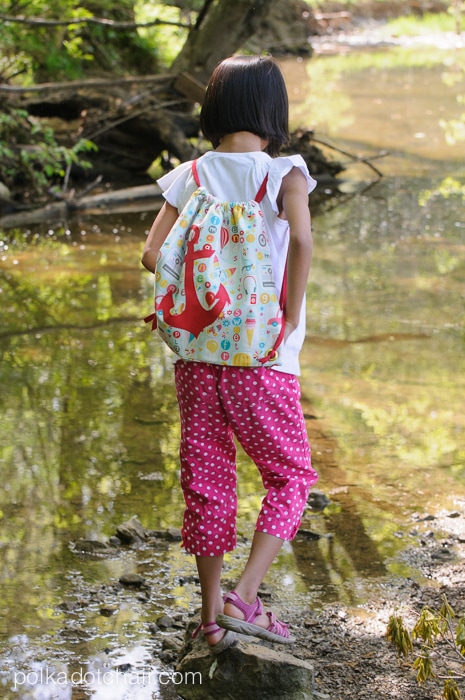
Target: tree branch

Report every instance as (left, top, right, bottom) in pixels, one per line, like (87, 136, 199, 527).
(312, 136, 387, 178)
(0, 13, 190, 30)
(194, 0, 215, 30)
(82, 99, 188, 142)
(0, 74, 173, 93)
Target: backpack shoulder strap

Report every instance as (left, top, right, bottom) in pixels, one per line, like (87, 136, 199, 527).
(254, 174, 268, 203)
(192, 159, 201, 187)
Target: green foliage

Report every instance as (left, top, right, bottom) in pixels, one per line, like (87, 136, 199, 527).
(387, 595, 465, 699)
(441, 112, 465, 144)
(383, 11, 464, 36)
(412, 648, 437, 683)
(444, 679, 462, 700)
(387, 615, 414, 657)
(0, 107, 96, 200)
(135, 1, 190, 64)
(419, 177, 465, 206)
(0, 0, 164, 82)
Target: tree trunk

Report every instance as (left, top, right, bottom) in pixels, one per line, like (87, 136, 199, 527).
(170, 0, 277, 84)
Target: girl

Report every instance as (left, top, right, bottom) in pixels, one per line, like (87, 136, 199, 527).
(142, 54, 318, 653)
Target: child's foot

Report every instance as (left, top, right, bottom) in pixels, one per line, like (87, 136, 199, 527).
(223, 595, 270, 630)
(192, 621, 238, 654)
(216, 590, 295, 643)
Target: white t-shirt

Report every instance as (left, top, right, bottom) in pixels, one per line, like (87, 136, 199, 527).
(157, 150, 317, 375)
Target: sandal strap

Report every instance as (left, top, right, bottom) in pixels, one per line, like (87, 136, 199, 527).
(192, 620, 222, 639)
(223, 590, 263, 624)
(266, 611, 291, 639)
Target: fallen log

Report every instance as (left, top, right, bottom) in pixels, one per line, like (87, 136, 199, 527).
(0, 183, 163, 229)
(0, 74, 173, 93)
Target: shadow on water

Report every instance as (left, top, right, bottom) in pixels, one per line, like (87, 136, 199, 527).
(1, 44, 465, 698)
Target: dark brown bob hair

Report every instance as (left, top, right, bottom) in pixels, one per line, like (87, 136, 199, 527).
(200, 55, 289, 157)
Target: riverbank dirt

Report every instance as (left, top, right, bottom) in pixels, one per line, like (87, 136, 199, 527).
(281, 558, 465, 699)
(173, 498, 465, 700)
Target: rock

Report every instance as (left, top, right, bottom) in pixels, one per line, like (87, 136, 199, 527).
(307, 490, 331, 511)
(431, 549, 453, 561)
(99, 605, 118, 617)
(162, 636, 183, 652)
(296, 528, 334, 540)
(115, 663, 132, 673)
(73, 539, 118, 557)
(118, 573, 147, 588)
(176, 640, 316, 700)
(156, 614, 175, 629)
(160, 649, 178, 664)
(147, 527, 182, 542)
(0, 181, 12, 204)
(116, 516, 147, 544)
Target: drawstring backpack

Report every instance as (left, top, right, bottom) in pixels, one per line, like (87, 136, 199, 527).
(145, 160, 287, 367)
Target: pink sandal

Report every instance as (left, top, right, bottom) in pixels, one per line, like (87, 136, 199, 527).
(216, 590, 295, 644)
(192, 620, 238, 654)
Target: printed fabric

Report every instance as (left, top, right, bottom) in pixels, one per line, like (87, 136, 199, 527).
(148, 161, 286, 367)
(156, 151, 317, 375)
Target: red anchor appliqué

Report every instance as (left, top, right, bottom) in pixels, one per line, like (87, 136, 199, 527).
(156, 224, 230, 338)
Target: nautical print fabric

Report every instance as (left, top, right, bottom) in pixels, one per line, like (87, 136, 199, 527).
(150, 163, 285, 367)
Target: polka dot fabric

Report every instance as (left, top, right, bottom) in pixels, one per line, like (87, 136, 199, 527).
(174, 360, 318, 556)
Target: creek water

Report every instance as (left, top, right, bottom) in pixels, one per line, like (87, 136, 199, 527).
(1, 41, 465, 699)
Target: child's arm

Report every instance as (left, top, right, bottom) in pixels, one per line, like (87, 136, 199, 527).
(141, 201, 179, 273)
(279, 167, 313, 342)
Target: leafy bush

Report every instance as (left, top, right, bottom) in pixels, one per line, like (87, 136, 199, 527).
(0, 107, 96, 201)
(387, 595, 465, 700)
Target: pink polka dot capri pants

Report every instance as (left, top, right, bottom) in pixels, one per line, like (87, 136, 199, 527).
(174, 360, 319, 557)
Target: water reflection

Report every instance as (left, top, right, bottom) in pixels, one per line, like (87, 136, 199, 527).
(1, 44, 465, 698)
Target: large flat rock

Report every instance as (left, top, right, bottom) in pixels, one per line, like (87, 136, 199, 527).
(176, 638, 317, 700)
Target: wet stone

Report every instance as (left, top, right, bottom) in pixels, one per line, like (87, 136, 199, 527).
(119, 573, 147, 587)
(160, 649, 178, 664)
(162, 636, 183, 652)
(100, 605, 118, 617)
(73, 539, 118, 557)
(297, 529, 334, 541)
(116, 515, 147, 544)
(147, 527, 182, 542)
(115, 663, 132, 673)
(156, 614, 175, 629)
(431, 549, 453, 560)
(307, 491, 331, 510)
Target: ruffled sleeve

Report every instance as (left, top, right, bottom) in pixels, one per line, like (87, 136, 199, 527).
(157, 160, 195, 210)
(266, 154, 317, 215)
